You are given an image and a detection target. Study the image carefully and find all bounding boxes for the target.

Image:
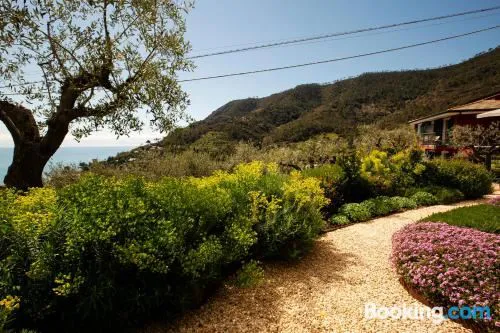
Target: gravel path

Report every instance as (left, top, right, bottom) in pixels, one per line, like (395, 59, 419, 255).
(144, 200, 492, 333)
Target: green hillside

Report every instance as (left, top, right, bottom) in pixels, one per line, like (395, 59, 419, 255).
(163, 46, 500, 148)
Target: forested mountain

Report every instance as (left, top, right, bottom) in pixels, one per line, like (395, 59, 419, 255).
(163, 46, 500, 148)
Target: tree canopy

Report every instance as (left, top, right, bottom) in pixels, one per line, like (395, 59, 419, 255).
(0, 0, 193, 189)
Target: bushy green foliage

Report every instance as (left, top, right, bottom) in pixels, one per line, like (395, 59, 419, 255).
(0, 162, 327, 331)
(360, 196, 418, 217)
(360, 149, 425, 196)
(339, 203, 372, 222)
(302, 164, 345, 212)
(430, 186, 464, 204)
(233, 260, 265, 288)
(329, 215, 350, 225)
(405, 186, 465, 205)
(333, 195, 421, 225)
(389, 196, 418, 210)
(422, 159, 493, 198)
(335, 152, 374, 203)
(410, 192, 438, 206)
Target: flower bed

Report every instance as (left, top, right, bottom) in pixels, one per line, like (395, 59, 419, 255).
(392, 222, 499, 331)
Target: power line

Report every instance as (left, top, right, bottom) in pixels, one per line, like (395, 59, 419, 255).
(2, 8, 499, 90)
(179, 25, 500, 82)
(247, 12, 500, 50)
(2, 24, 499, 92)
(187, 5, 500, 59)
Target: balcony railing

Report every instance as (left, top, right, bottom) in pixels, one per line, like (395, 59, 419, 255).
(418, 132, 442, 145)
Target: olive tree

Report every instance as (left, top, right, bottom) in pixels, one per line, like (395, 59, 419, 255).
(450, 122, 499, 170)
(0, 0, 193, 189)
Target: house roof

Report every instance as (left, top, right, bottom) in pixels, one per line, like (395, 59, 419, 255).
(448, 92, 500, 111)
(477, 109, 500, 118)
(408, 91, 500, 124)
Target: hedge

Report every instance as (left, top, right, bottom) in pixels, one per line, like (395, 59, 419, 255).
(0, 162, 328, 332)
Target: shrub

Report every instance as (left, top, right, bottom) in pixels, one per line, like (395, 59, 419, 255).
(432, 187, 464, 204)
(1, 295, 20, 331)
(360, 149, 425, 196)
(336, 152, 374, 203)
(329, 214, 350, 225)
(392, 222, 499, 331)
(0, 162, 328, 331)
(339, 203, 372, 222)
(301, 164, 345, 212)
(388, 196, 417, 210)
(422, 159, 493, 198)
(405, 186, 464, 205)
(233, 260, 264, 288)
(362, 196, 397, 216)
(360, 150, 393, 194)
(410, 191, 438, 206)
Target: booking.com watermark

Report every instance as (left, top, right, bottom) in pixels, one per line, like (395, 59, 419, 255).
(364, 303, 492, 324)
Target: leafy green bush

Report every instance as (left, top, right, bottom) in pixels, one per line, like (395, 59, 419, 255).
(405, 186, 464, 204)
(339, 203, 372, 222)
(301, 164, 345, 212)
(336, 152, 374, 203)
(0, 162, 327, 332)
(410, 191, 438, 206)
(362, 196, 397, 216)
(329, 214, 350, 225)
(336, 194, 420, 224)
(431, 187, 464, 204)
(233, 260, 265, 288)
(389, 196, 417, 210)
(360, 149, 425, 196)
(422, 159, 493, 198)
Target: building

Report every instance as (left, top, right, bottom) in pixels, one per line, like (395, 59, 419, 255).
(408, 92, 500, 156)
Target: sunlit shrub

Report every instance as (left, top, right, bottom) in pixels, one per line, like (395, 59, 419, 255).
(360, 149, 425, 196)
(0, 162, 327, 331)
(388, 196, 417, 210)
(422, 159, 493, 198)
(233, 260, 264, 288)
(301, 164, 345, 212)
(339, 203, 372, 222)
(410, 191, 438, 206)
(329, 214, 350, 225)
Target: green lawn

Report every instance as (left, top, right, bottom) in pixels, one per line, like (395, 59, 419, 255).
(423, 204, 500, 234)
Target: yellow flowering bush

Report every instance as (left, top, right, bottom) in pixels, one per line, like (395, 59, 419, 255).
(0, 295, 20, 330)
(359, 149, 426, 195)
(0, 161, 327, 331)
(284, 171, 329, 209)
(10, 187, 57, 238)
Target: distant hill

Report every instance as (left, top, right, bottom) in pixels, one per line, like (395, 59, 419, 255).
(162, 46, 500, 149)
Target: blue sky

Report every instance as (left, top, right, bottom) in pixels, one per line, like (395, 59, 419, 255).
(1, 0, 499, 147)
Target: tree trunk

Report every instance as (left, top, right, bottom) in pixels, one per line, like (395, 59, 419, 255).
(485, 153, 492, 171)
(4, 142, 50, 191)
(1, 99, 73, 191)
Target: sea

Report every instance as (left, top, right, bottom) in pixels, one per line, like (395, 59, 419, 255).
(0, 146, 131, 184)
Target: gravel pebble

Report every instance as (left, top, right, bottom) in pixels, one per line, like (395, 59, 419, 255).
(143, 200, 491, 333)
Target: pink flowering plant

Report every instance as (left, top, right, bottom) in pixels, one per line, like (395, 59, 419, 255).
(392, 222, 499, 330)
(487, 196, 500, 206)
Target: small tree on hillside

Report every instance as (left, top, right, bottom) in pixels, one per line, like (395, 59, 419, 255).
(0, 0, 193, 190)
(450, 122, 500, 170)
